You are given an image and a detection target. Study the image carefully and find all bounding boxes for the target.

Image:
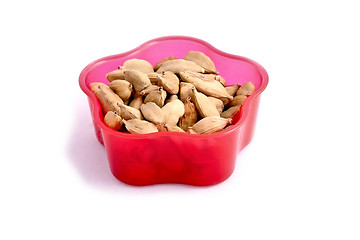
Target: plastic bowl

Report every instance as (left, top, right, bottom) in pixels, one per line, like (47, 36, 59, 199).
(79, 36, 268, 186)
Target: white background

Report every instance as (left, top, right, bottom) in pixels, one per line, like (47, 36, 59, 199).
(1, 0, 359, 239)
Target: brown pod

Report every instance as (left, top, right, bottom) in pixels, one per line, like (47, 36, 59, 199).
(122, 119, 158, 134)
(140, 102, 164, 124)
(179, 82, 195, 102)
(236, 82, 255, 96)
(183, 51, 218, 74)
(156, 59, 205, 74)
(162, 99, 185, 126)
(225, 84, 241, 97)
(191, 87, 220, 118)
(220, 105, 241, 118)
(208, 96, 224, 114)
(121, 59, 154, 74)
(191, 117, 231, 134)
(143, 88, 167, 107)
(106, 69, 125, 82)
(157, 71, 180, 95)
(227, 95, 247, 107)
(109, 80, 133, 101)
(104, 111, 123, 130)
(124, 70, 151, 92)
(179, 71, 232, 100)
(117, 103, 143, 120)
(90, 82, 123, 114)
(179, 97, 198, 131)
(129, 96, 143, 110)
(153, 56, 177, 71)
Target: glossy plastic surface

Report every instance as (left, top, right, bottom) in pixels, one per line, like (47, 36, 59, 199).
(79, 36, 268, 186)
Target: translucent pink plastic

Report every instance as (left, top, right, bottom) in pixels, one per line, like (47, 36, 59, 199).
(79, 36, 268, 186)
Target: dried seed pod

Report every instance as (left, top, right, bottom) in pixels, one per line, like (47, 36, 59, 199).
(122, 119, 158, 134)
(191, 117, 231, 134)
(180, 71, 232, 100)
(106, 69, 125, 82)
(179, 97, 198, 131)
(129, 96, 143, 110)
(109, 80, 133, 101)
(225, 84, 241, 97)
(143, 88, 167, 107)
(191, 87, 220, 118)
(220, 105, 241, 118)
(179, 82, 194, 102)
(166, 125, 186, 132)
(140, 102, 164, 124)
(236, 82, 255, 96)
(183, 51, 218, 74)
(153, 56, 177, 71)
(90, 82, 122, 114)
(162, 99, 185, 126)
(165, 94, 179, 104)
(121, 59, 154, 74)
(117, 103, 143, 120)
(157, 71, 180, 94)
(193, 73, 226, 86)
(124, 70, 151, 92)
(147, 72, 161, 85)
(156, 59, 205, 74)
(208, 96, 224, 114)
(227, 95, 247, 107)
(104, 111, 123, 130)
(140, 85, 161, 96)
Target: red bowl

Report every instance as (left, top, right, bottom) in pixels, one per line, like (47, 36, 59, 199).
(79, 36, 268, 186)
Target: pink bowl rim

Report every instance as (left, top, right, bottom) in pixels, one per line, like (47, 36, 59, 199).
(79, 35, 269, 139)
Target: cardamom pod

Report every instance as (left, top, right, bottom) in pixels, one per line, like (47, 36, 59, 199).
(183, 51, 218, 74)
(178, 97, 198, 131)
(153, 56, 177, 71)
(139, 84, 161, 96)
(129, 96, 143, 110)
(143, 88, 167, 107)
(162, 99, 185, 126)
(225, 84, 241, 97)
(220, 105, 241, 118)
(165, 94, 179, 104)
(104, 111, 123, 130)
(227, 95, 247, 107)
(236, 82, 255, 96)
(106, 69, 125, 82)
(179, 71, 232, 100)
(156, 59, 204, 74)
(90, 82, 123, 114)
(191, 87, 220, 118)
(124, 70, 151, 92)
(109, 80, 133, 101)
(122, 119, 158, 134)
(147, 72, 161, 85)
(208, 96, 224, 114)
(117, 103, 143, 120)
(191, 117, 231, 134)
(121, 59, 154, 74)
(157, 71, 180, 94)
(179, 82, 194, 102)
(140, 102, 164, 124)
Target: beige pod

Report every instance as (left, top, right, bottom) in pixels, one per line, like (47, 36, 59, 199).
(208, 96, 224, 114)
(129, 96, 143, 110)
(179, 71, 232, 100)
(117, 103, 143, 120)
(178, 97, 198, 132)
(122, 119, 158, 134)
(124, 70, 151, 92)
(153, 56, 177, 71)
(139, 85, 161, 96)
(90, 82, 123, 114)
(227, 95, 248, 108)
(225, 84, 241, 97)
(156, 59, 205, 74)
(143, 88, 167, 107)
(165, 94, 179, 105)
(104, 111, 123, 130)
(191, 116, 231, 134)
(220, 105, 241, 118)
(121, 59, 154, 74)
(236, 82, 255, 96)
(191, 87, 220, 118)
(183, 51, 218, 74)
(109, 80, 133, 102)
(106, 69, 125, 82)
(179, 82, 195, 102)
(157, 71, 180, 95)
(162, 99, 185, 126)
(140, 102, 164, 124)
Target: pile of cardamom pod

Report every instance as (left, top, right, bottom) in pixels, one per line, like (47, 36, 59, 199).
(90, 51, 255, 134)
